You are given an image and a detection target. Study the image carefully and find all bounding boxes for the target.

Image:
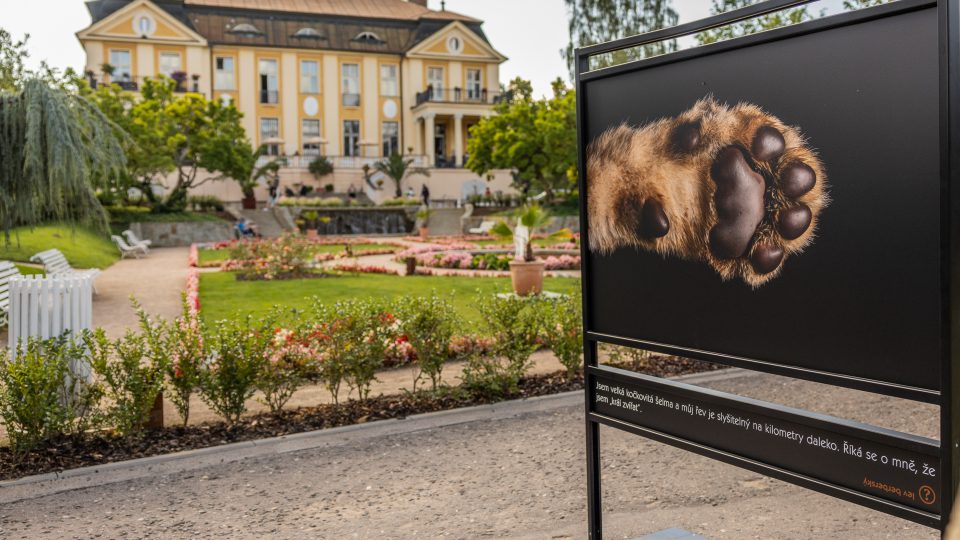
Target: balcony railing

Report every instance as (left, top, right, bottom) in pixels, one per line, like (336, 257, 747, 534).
(256, 154, 430, 170)
(260, 89, 279, 104)
(415, 87, 506, 106)
(342, 93, 360, 107)
(86, 75, 200, 93)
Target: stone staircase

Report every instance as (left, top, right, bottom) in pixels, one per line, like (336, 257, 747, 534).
(233, 207, 287, 238)
(425, 207, 466, 236)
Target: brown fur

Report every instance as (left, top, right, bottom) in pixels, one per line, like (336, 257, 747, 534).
(586, 97, 829, 287)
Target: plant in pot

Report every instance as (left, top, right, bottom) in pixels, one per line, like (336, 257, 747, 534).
(236, 144, 284, 209)
(491, 204, 572, 296)
(416, 208, 432, 239)
(302, 210, 320, 238)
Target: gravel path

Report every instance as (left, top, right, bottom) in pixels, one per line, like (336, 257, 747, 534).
(93, 247, 189, 338)
(0, 371, 939, 539)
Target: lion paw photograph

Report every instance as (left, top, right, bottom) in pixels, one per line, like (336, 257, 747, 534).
(586, 97, 829, 287)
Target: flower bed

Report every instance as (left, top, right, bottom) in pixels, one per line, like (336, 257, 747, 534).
(394, 244, 581, 271)
(331, 263, 400, 276)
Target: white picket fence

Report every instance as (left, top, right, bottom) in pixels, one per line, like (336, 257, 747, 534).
(7, 274, 93, 351)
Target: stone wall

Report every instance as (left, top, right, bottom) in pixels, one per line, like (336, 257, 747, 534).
(131, 220, 235, 247)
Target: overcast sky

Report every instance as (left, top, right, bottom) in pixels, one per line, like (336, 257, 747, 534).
(4, 0, 855, 98)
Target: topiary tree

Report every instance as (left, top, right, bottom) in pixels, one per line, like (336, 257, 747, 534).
(0, 78, 126, 239)
(308, 155, 334, 180)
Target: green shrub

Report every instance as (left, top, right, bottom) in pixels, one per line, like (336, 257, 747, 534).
(187, 195, 225, 212)
(540, 292, 583, 379)
(313, 299, 392, 401)
(258, 324, 313, 412)
(381, 197, 420, 207)
(0, 335, 101, 454)
(166, 295, 206, 425)
(198, 316, 271, 424)
(86, 323, 168, 437)
(463, 293, 542, 397)
(398, 294, 458, 391)
(309, 156, 334, 179)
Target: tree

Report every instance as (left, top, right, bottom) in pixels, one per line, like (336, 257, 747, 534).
(695, 1, 812, 45)
(563, 0, 678, 77)
(0, 29, 27, 92)
(0, 78, 126, 238)
(374, 153, 430, 198)
(466, 78, 577, 200)
(91, 77, 250, 212)
(843, 0, 894, 8)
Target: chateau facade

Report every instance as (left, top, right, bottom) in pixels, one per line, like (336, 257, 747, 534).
(77, 0, 512, 202)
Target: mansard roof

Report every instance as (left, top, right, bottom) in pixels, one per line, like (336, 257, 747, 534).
(84, 0, 490, 54)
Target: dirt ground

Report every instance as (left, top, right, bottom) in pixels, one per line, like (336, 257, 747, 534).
(0, 371, 939, 539)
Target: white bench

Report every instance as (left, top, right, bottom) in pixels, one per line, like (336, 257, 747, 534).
(29, 249, 100, 293)
(122, 229, 152, 252)
(469, 220, 496, 235)
(112, 235, 148, 259)
(0, 261, 22, 327)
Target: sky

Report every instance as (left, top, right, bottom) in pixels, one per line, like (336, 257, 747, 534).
(4, 0, 856, 98)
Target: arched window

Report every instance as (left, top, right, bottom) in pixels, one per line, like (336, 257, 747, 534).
(293, 27, 326, 39)
(227, 23, 262, 36)
(352, 31, 385, 45)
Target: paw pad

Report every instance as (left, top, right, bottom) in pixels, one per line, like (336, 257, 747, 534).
(708, 147, 765, 259)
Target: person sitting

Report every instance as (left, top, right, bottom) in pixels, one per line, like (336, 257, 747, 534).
(235, 217, 258, 238)
(347, 184, 358, 198)
(405, 186, 415, 198)
(284, 186, 296, 197)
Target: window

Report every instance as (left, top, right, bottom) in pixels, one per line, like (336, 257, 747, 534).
(109, 49, 132, 79)
(259, 59, 279, 104)
(341, 63, 360, 106)
(343, 120, 360, 157)
(381, 122, 399, 157)
(302, 119, 321, 156)
(260, 118, 280, 156)
(466, 68, 482, 100)
(158, 52, 182, 77)
(214, 56, 235, 91)
(380, 64, 398, 97)
(228, 23, 261, 36)
(352, 31, 384, 45)
(427, 67, 444, 100)
(300, 60, 319, 94)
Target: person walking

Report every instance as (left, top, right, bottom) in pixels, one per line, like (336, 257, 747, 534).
(421, 184, 430, 207)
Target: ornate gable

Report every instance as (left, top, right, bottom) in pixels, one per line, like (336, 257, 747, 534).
(78, 0, 206, 45)
(407, 21, 506, 63)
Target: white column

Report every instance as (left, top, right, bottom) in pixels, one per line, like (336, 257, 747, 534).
(453, 113, 464, 168)
(424, 112, 436, 167)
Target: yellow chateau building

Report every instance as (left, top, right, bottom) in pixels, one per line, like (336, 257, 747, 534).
(76, 0, 513, 203)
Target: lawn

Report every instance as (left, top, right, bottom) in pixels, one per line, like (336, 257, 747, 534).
(200, 272, 581, 328)
(0, 226, 119, 269)
(198, 243, 398, 266)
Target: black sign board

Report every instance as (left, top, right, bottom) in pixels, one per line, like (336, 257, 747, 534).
(575, 0, 960, 536)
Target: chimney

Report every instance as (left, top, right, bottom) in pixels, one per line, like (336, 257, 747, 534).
(408, 0, 428, 6)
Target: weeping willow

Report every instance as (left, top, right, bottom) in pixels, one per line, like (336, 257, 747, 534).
(0, 78, 126, 239)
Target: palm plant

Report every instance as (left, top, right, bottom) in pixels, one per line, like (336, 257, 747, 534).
(0, 78, 127, 240)
(236, 144, 284, 201)
(374, 153, 430, 198)
(491, 204, 571, 262)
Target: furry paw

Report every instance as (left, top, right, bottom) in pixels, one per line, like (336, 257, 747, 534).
(586, 97, 828, 287)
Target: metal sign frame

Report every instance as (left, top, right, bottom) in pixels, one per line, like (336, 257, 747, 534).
(574, 0, 960, 537)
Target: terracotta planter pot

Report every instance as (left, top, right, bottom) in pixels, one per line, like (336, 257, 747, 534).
(509, 260, 545, 296)
(419, 226, 430, 239)
(306, 228, 319, 239)
(241, 194, 257, 210)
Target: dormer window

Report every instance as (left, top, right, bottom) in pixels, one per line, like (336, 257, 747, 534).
(293, 27, 326, 40)
(227, 23, 262, 37)
(352, 31, 385, 45)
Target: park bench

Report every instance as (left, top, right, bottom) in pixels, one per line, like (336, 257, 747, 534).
(122, 229, 152, 252)
(0, 261, 22, 327)
(111, 235, 148, 259)
(29, 249, 100, 293)
(468, 220, 496, 235)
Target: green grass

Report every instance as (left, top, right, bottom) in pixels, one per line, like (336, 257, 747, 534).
(0, 226, 119, 269)
(199, 272, 580, 328)
(15, 265, 43, 275)
(197, 243, 398, 266)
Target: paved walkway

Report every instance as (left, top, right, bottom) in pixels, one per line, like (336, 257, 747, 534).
(0, 371, 938, 539)
(93, 247, 189, 338)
